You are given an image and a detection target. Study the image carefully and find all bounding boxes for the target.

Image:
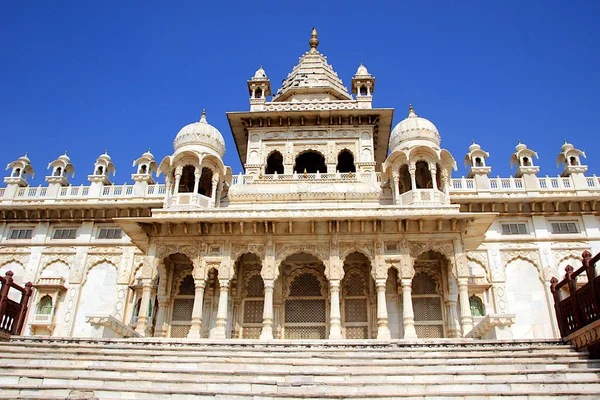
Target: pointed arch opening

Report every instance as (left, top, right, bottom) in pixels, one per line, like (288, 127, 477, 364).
(233, 253, 264, 339)
(198, 167, 213, 197)
(341, 252, 374, 339)
(178, 165, 195, 193)
(265, 151, 284, 175)
(415, 161, 433, 189)
(412, 251, 447, 338)
(294, 151, 326, 174)
(398, 164, 411, 194)
(336, 150, 356, 173)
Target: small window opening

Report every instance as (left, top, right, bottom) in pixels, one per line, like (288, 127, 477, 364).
(54, 167, 62, 176)
(294, 151, 326, 174)
(13, 168, 21, 177)
(474, 157, 482, 167)
(398, 164, 411, 194)
(37, 295, 53, 315)
(569, 156, 578, 166)
(336, 150, 355, 173)
(255, 88, 263, 98)
(178, 165, 195, 193)
(360, 86, 368, 96)
(415, 161, 433, 189)
(199, 167, 213, 197)
(96, 166, 103, 175)
(522, 157, 531, 166)
(469, 295, 485, 317)
(265, 151, 284, 175)
(140, 165, 147, 174)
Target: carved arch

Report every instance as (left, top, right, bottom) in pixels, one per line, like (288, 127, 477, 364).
(284, 266, 328, 297)
(502, 252, 544, 283)
(275, 244, 330, 280)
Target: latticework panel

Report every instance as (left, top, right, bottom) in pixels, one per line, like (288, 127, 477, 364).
(285, 326, 326, 339)
(413, 297, 443, 321)
(285, 299, 326, 323)
(344, 298, 368, 322)
(171, 325, 191, 338)
(242, 327, 261, 339)
(246, 275, 264, 297)
(289, 273, 322, 297)
(178, 274, 195, 295)
(346, 326, 368, 339)
(243, 300, 264, 324)
(412, 272, 438, 295)
(172, 298, 194, 321)
(415, 324, 443, 338)
(343, 273, 366, 296)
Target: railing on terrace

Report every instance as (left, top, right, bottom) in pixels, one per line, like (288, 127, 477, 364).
(538, 176, 573, 190)
(0, 183, 166, 202)
(489, 176, 524, 190)
(231, 172, 382, 185)
(550, 251, 600, 356)
(586, 175, 600, 189)
(0, 271, 33, 336)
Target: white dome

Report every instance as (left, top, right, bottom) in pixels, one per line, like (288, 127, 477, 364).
(252, 66, 267, 80)
(58, 152, 71, 164)
(389, 105, 441, 152)
(355, 63, 370, 76)
(173, 111, 226, 157)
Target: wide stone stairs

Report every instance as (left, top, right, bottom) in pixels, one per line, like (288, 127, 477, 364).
(0, 337, 599, 399)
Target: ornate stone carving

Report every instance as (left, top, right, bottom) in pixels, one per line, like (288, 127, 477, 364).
(275, 243, 330, 278)
(156, 244, 199, 261)
(501, 250, 543, 281)
(231, 243, 266, 261)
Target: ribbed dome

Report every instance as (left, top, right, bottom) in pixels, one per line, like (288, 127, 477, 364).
(173, 111, 225, 157)
(252, 66, 267, 80)
(389, 105, 441, 152)
(355, 63, 370, 76)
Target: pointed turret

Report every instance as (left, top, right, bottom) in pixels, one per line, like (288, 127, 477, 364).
(247, 66, 272, 111)
(46, 152, 74, 186)
(273, 28, 352, 102)
(352, 63, 375, 109)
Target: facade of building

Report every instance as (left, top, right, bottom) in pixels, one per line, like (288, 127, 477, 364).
(1, 29, 599, 341)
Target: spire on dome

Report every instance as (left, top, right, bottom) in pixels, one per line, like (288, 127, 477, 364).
(200, 109, 207, 123)
(309, 27, 319, 51)
(408, 104, 416, 117)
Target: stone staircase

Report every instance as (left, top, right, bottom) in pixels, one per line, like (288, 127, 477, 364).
(0, 337, 599, 399)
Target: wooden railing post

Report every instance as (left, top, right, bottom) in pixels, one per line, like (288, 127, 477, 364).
(14, 282, 33, 335)
(565, 265, 582, 332)
(583, 250, 600, 322)
(0, 271, 13, 324)
(550, 277, 566, 337)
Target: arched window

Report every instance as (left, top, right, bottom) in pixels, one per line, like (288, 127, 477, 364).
(265, 151, 284, 175)
(255, 88, 263, 98)
(54, 167, 62, 176)
(336, 150, 355, 173)
(569, 156, 578, 166)
(522, 157, 531, 166)
(398, 164, 411, 194)
(37, 295, 53, 315)
(360, 86, 367, 96)
(469, 295, 485, 317)
(199, 167, 213, 197)
(475, 157, 482, 167)
(294, 151, 326, 174)
(415, 161, 433, 189)
(96, 166, 103, 175)
(140, 165, 147, 174)
(13, 168, 21, 177)
(178, 165, 195, 193)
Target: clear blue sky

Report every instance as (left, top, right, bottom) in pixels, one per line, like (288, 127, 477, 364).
(1, 1, 599, 186)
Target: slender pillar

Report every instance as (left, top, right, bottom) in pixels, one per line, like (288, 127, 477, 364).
(260, 280, 274, 340)
(401, 278, 418, 339)
(193, 171, 201, 194)
(329, 280, 343, 339)
(173, 167, 182, 195)
(409, 163, 417, 191)
(210, 178, 218, 206)
(446, 299, 461, 338)
(431, 165, 438, 190)
(458, 278, 474, 335)
(135, 279, 153, 335)
(187, 279, 206, 339)
(376, 279, 391, 339)
(392, 173, 400, 205)
(210, 279, 230, 339)
(153, 295, 169, 337)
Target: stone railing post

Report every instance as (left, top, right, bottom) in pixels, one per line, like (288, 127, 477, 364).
(135, 279, 153, 335)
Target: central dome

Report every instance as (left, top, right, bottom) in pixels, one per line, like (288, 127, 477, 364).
(174, 111, 225, 157)
(389, 105, 441, 152)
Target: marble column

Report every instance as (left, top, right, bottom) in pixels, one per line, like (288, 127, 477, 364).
(153, 295, 169, 337)
(401, 278, 418, 339)
(329, 280, 343, 339)
(446, 299, 461, 338)
(409, 163, 417, 191)
(210, 279, 230, 339)
(193, 171, 201, 194)
(187, 279, 206, 339)
(260, 280, 274, 340)
(135, 279, 153, 336)
(392, 173, 400, 205)
(458, 277, 474, 335)
(376, 279, 391, 339)
(210, 178, 218, 206)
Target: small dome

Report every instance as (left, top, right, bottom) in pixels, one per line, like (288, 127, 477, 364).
(18, 153, 31, 164)
(515, 142, 527, 152)
(97, 151, 112, 163)
(389, 105, 441, 152)
(173, 110, 226, 157)
(252, 66, 268, 80)
(355, 63, 370, 76)
(58, 152, 71, 163)
(561, 140, 574, 153)
(468, 141, 481, 152)
(141, 149, 154, 159)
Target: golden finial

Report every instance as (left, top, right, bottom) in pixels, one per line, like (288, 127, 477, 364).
(200, 109, 207, 122)
(408, 104, 415, 116)
(309, 27, 319, 51)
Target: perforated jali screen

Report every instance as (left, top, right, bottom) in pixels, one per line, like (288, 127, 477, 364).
(284, 272, 327, 339)
(412, 271, 444, 338)
(342, 270, 370, 339)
